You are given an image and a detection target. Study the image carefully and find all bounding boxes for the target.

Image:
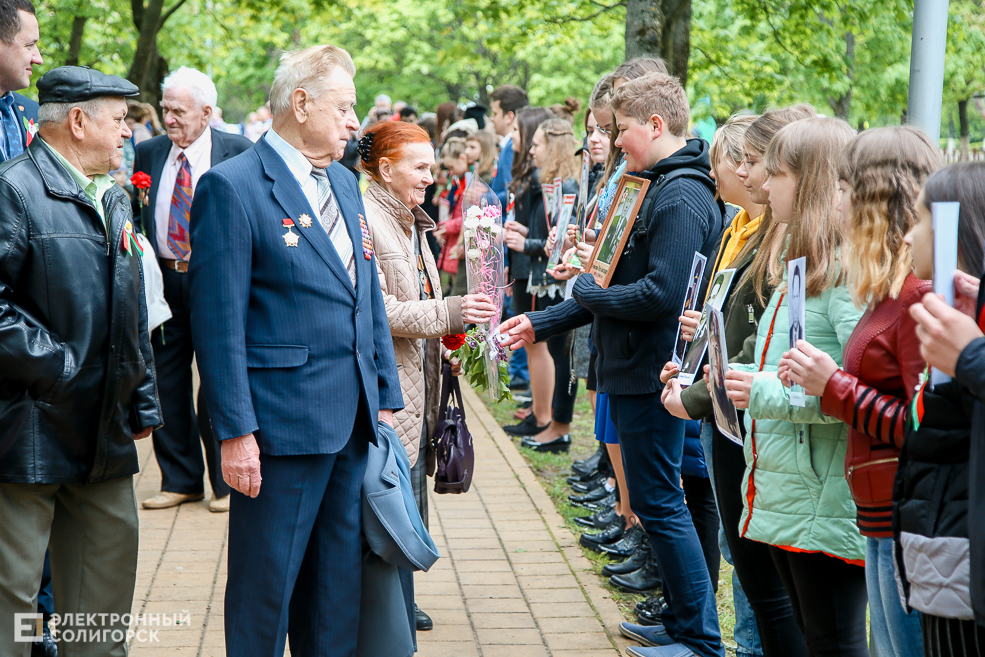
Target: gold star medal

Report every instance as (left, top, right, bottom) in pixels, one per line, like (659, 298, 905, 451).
(298, 213, 313, 228)
(282, 218, 300, 247)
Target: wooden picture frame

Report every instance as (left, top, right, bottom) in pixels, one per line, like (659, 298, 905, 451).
(584, 174, 650, 288)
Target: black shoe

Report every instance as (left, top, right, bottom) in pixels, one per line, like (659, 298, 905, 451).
(571, 448, 603, 476)
(504, 415, 550, 436)
(567, 468, 601, 486)
(521, 434, 571, 453)
(600, 523, 645, 558)
(573, 505, 619, 529)
(31, 626, 56, 657)
(571, 474, 607, 493)
(568, 482, 612, 505)
(602, 535, 650, 576)
(414, 604, 433, 631)
(610, 551, 663, 594)
(579, 519, 625, 551)
(582, 492, 617, 511)
(635, 596, 669, 626)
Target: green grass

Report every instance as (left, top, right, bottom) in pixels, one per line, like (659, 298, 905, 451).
(482, 387, 738, 654)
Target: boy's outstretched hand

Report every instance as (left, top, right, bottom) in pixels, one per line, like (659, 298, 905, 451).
(498, 315, 536, 351)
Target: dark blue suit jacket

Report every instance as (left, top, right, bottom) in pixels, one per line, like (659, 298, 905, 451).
(188, 138, 404, 455)
(6, 92, 37, 157)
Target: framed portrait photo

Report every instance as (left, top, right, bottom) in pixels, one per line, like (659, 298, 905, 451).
(585, 175, 650, 287)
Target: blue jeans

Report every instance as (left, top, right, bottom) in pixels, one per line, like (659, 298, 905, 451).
(867, 537, 923, 657)
(610, 393, 724, 657)
(699, 423, 763, 657)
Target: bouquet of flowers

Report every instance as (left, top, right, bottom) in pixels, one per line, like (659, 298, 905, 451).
(443, 330, 512, 402)
(461, 178, 511, 401)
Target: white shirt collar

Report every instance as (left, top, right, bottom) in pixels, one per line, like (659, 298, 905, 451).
(264, 127, 313, 186)
(167, 125, 212, 166)
(499, 133, 511, 149)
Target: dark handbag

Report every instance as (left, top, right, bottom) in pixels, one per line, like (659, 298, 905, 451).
(432, 363, 474, 494)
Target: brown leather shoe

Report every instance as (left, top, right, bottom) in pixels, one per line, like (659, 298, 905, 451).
(208, 495, 230, 513)
(140, 491, 205, 509)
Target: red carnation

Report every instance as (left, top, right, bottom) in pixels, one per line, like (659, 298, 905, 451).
(130, 172, 152, 189)
(442, 333, 466, 351)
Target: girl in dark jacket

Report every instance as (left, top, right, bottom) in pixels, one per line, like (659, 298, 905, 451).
(506, 117, 581, 451)
(781, 126, 942, 657)
(899, 162, 985, 656)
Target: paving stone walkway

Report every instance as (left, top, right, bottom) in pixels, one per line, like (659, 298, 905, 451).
(128, 385, 631, 656)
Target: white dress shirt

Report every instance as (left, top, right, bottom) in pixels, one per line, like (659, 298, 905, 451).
(264, 129, 355, 277)
(154, 126, 213, 259)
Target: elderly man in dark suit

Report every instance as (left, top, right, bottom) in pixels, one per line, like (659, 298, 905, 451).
(0, 66, 162, 657)
(133, 66, 252, 513)
(189, 45, 402, 656)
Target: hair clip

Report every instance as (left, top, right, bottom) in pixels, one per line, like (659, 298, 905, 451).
(357, 133, 375, 162)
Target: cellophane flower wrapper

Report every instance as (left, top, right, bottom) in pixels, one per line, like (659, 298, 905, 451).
(462, 179, 509, 400)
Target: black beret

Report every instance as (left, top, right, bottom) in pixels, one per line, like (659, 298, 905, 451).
(463, 104, 486, 130)
(37, 66, 140, 105)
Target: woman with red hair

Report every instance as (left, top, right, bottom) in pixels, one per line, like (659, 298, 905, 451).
(359, 120, 496, 631)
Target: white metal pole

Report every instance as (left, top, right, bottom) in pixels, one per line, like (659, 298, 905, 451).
(907, 0, 950, 143)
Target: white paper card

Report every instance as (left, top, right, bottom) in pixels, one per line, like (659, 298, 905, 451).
(788, 257, 807, 407)
(931, 202, 961, 386)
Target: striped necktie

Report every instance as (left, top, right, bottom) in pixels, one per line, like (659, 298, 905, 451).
(168, 152, 193, 259)
(310, 167, 356, 287)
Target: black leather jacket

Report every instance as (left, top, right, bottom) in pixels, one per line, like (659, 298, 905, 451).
(0, 139, 162, 484)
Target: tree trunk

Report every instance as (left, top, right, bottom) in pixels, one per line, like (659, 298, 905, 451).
(128, 0, 185, 101)
(625, 0, 692, 86)
(827, 31, 854, 120)
(959, 98, 970, 161)
(66, 16, 87, 66)
(660, 0, 690, 86)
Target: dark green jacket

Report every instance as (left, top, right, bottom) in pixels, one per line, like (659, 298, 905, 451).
(681, 229, 768, 419)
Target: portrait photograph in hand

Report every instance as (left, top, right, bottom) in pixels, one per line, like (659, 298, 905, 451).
(585, 175, 649, 287)
(677, 268, 737, 386)
(708, 305, 742, 445)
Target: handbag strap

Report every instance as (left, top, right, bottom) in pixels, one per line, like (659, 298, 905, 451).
(438, 362, 453, 425)
(449, 369, 466, 421)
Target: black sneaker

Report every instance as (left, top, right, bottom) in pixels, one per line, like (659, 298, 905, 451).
(573, 505, 620, 529)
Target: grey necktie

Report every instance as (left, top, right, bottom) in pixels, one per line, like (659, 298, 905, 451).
(310, 167, 356, 287)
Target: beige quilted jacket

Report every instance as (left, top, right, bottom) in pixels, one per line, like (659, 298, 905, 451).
(364, 182, 464, 467)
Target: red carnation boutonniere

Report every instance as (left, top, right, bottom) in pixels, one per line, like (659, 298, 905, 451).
(130, 172, 152, 206)
(441, 333, 466, 351)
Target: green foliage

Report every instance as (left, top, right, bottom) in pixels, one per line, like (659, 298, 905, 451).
(452, 328, 513, 403)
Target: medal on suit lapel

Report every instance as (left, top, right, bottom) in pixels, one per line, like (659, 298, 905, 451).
(282, 218, 300, 247)
(298, 213, 313, 229)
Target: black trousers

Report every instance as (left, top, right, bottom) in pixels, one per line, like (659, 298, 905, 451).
(682, 474, 721, 592)
(769, 546, 868, 657)
(922, 614, 985, 657)
(151, 267, 229, 497)
(712, 426, 807, 657)
(546, 331, 578, 424)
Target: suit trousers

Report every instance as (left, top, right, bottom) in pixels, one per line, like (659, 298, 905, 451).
(0, 477, 138, 657)
(225, 431, 369, 657)
(152, 267, 228, 497)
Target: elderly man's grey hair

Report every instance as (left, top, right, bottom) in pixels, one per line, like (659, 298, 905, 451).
(37, 98, 106, 127)
(161, 66, 218, 109)
(268, 45, 356, 116)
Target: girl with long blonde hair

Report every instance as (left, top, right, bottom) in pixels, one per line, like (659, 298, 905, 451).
(725, 116, 867, 656)
(781, 126, 941, 657)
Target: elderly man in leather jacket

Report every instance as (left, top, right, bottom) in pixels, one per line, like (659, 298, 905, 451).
(0, 66, 162, 657)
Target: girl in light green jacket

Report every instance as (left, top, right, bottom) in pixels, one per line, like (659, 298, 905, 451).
(721, 117, 869, 656)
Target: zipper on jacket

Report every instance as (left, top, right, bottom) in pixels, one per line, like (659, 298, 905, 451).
(846, 457, 899, 483)
(747, 304, 755, 323)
